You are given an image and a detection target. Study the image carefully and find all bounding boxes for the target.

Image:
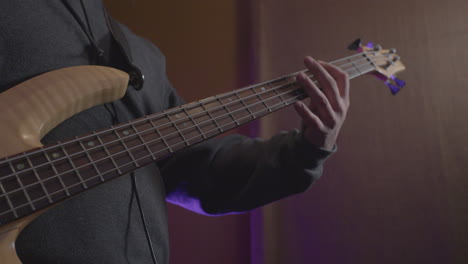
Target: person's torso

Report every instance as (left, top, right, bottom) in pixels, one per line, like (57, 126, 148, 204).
(0, 1, 172, 263)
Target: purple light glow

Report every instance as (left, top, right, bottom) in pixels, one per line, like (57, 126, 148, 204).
(366, 42, 375, 49)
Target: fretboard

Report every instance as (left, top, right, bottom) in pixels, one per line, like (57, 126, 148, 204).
(0, 52, 377, 226)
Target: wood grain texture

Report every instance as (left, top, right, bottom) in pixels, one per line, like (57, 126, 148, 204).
(257, 0, 468, 263)
(0, 65, 128, 264)
(0, 66, 129, 158)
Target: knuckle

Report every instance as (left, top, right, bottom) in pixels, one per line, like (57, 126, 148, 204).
(317, 95, 328, 106)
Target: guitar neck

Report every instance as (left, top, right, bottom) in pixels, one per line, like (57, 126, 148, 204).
(0, 53, 375, 226)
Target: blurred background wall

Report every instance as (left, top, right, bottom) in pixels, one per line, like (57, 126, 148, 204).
(105, 0, 467, 263)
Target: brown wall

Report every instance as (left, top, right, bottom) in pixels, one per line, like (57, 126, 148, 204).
(104, 1, 251, 263)
(256, 0, 468, 263)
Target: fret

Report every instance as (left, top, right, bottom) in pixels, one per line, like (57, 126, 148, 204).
(253, 86, 273, 113)
(199, 100, 224, 134)
(269, 83, 288, 107)
(5, 160, 35, 212)
(23, 156, 52, 204)
(77, 139, 106, 181)
(238, 87, 268, 116)
(167, 109, 204, 145)
(166, 112, 190, 147)
(94, 134, 120, 181)
(59, 145, 88, 190)
(0, 177, 18, 218)
(220, 93, 253, 124)
(130, 123, 156, 161)
(42, 151, 70, 197)
(347, 57, 362, 75)
(132, 120, 168, 160)
(112, 128, 140, 168)
(217, 97, 239, 126)
(149, 117, 173, 153)
(183, 107, 207, 140)
(234, 92, 255, 120)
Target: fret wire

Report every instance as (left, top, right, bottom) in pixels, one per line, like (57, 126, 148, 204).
(166, 112, 190, 147)
(24, 155, 53, 204)
(60, 144, 88, 189)
(269, 82, 288, 107)
(78, 139, 106, 179)
(149, 117, 173, 153)
(183, 108, 207, 139)
(234, 92, 255, 119)
(200, 101, 224, 133)
(0, 56, 378, 173)
(0, 58, 376, 193)
(130, 123, 157, 160)
(95, 134, 120, 180)
(347, 57, 362, 75)
(0, 58, 379, 221)
(6, 161, 35, 211)
(253, 86, 273, 113)
(0, 89, 310, 218)
(43, 151, 70, 197)
(0, 179, 17, 218)
(217, 97, 239, 125)
(0, 54, 382, 171)
(113, 129, 139, 168)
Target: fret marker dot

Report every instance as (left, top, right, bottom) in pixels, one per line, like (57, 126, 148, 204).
(52, 153, 61, 159)
(16, 163, 25, 170)
(87, 141, 95, 147)
(123, 130, 129, 135)
(228, 98, 233, 102)
(261, 87, 266, 91)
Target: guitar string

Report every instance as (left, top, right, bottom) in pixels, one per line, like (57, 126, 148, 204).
(0, 64, 379, 217)
(0, 55, 380, 179)
(0, 56, 383, 195)
(0, 65, 379, 218)
(0, 52, 385, 168)
(0, 55, 390, 214)
(0, 54, 384, 195)
(0, 88, 322, 218)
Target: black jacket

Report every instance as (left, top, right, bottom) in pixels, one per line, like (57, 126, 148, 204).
(0, 1, 333, 263)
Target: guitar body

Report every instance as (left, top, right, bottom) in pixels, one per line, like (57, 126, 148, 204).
(0, 66, 129, 263)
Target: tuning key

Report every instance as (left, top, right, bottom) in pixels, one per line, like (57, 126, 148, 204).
(391, 75, 406, 88)
(385, 81, 401, 95)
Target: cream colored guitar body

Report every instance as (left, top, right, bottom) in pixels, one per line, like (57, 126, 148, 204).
(0, 66, 129, 263)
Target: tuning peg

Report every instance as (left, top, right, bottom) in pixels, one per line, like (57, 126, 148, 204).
(348, 38, 362, 51)
(385, 81, 401, 95)
(391, 75, 406, 88)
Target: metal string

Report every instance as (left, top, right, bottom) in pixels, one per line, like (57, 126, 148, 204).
(0, 55, 384, 186)
(0, 64, 379, 216)
(0, 54, 386, 215)
(0, 55, 381, 179)
(0, 53, 385, 167)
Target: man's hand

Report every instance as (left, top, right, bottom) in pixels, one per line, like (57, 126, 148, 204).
(294, 56, 350, 151)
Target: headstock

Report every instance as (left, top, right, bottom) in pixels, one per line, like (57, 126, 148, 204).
(348, 39, 406, 94)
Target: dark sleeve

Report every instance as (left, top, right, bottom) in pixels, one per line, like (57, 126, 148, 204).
(126, 29, 336, 215)
(160, 86, 335, 215)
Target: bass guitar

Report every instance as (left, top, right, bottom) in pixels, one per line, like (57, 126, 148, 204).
(0, 40, 405, 263)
